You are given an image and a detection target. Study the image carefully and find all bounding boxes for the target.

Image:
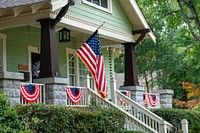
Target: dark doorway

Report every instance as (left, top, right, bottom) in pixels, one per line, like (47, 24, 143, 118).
(31, 53, 40, 79)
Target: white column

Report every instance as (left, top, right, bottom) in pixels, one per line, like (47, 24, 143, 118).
(159, 120, 167, 133)
(181, 119, 189, 133)
(110, 77, 117, 104)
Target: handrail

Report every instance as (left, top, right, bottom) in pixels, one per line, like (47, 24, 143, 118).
(115, 90, 174, 132)
(87, 87, 158, 133)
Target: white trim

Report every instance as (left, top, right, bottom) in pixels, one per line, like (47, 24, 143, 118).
(28, 46, 40, 82)
(129, 0, 156, 42)
(0, 33, 7, 72)
(66, 48, 78, 86)
(82, 0, 112, 14)
(53, 13, 134, 43)
(51, 0, 69, 11)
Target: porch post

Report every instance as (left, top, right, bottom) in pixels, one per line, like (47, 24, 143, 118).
(37, 0, 74, 78)
(37, 19, 60, 78)
(124, 42, 139, 86)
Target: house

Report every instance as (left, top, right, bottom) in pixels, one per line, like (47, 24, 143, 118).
(0, 0, 179, 132)
(0, 0, 155, 103)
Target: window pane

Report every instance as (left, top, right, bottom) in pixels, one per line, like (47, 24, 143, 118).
(69, 61, 74, 67)
(93, 0, 100, 6)
(69, 68, 75, 74)
(101, 0, 108, 8)
(70, 75, 75, 86)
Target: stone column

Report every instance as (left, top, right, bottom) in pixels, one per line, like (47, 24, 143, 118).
(119, 86, 144, 105)
(34, 77, 69, 106)
(0, 72, 24, 106)
(156, 89, 174, 108)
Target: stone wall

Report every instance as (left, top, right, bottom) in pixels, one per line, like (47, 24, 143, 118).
(0, 72, 23, 106)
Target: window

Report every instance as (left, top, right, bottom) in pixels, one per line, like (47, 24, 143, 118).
(86, 0, 108, 8)
(0, 34, 6, 72)
(83, 0, 112, 13)
(66, 48, 95, 87)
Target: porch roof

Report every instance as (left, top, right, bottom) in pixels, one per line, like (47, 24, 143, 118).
(0, 0, 48, 9)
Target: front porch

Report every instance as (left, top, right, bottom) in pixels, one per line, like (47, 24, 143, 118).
(0, 71, 179, 133)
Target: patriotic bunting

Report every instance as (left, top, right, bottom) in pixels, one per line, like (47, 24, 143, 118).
(120, 91, 131, 104)
(20, 84, 41, 103)
(143, 94, 158, 107)
(148, 94, 158, 107)
(66, 87, 82, 104)
(143, 94, 147, 106)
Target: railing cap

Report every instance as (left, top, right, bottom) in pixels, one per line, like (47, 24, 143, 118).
(156, 89, 174, 95)
(119, 86, 144, 91)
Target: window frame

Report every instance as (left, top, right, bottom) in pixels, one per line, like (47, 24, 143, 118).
(0, 34, 7, 72)
(82, 0, 112, 13)
(66, 48, 95, 88)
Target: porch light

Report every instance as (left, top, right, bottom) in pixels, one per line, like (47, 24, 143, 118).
(58, 28, 71, 42)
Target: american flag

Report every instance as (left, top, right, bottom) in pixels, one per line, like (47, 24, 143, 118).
(76, 30, 108, 98)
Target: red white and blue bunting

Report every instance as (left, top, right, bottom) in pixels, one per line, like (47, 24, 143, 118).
(143, 94, 158, 107)
(66, 87, 82, 104)
(120, 91, 131, 104)
(20, 84, 41, 103)
(143, 94, 147, 106)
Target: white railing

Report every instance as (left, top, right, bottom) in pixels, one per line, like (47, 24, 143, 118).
(87, 88, 158, 133)
(115, 90, 174, 133)
(66, 86, 88, 107)
(20, 83, 45, 104)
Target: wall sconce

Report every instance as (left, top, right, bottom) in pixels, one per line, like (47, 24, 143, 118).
(58, 28, 71, 42)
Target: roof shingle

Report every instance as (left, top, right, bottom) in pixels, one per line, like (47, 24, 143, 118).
(0, 0, 49, 9)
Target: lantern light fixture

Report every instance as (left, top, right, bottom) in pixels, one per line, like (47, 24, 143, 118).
(58, 28, 71, 42)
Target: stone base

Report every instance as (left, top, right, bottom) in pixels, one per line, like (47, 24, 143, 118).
(156, 89, 174, 109)
(34, 77, 69, 106)
(120, 86, 144, 105)
(0, 72, 24, 106)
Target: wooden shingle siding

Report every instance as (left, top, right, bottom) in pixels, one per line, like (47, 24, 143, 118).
(68, 0, 132, 35)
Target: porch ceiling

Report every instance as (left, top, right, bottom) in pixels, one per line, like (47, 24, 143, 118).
(55, 25, 121, 47)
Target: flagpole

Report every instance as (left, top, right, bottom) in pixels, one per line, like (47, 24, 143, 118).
(61, 22, 106, 70)
(97, 21, 106, 31)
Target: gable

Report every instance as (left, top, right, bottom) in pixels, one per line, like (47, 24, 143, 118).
(67, 0, 132, 36)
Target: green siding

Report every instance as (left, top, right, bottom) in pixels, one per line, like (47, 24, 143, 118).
(1, 26, 40, 72)
(68, 0, 132, 35)
(0, 26, 76, 77)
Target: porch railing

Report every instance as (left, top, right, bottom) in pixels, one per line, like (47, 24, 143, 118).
(115, 90, 173, 133)
(66, 86, 88, 107)
(20, 83, 45, 105)
(65, 86, 173, 133)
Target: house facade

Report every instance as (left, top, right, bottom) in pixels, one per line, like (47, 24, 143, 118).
(0, 0, 155, 106)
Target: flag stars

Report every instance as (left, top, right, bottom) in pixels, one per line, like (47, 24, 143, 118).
(88, 34, 102, 56)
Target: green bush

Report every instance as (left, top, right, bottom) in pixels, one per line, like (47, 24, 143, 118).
(16, 103, 125, 133)
(152, 108, 200, 133)
(0, 92, 30, 133)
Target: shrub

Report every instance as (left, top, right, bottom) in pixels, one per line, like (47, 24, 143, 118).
(152, 108, 200, 133)
(16, 103, 125, 133)
(0, 92, 30, 133)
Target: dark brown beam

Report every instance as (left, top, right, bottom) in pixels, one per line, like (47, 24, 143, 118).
(37, 0, 74, 78)
(123, 43, 139, 86)
(122, 28, 151, 86)
(37, 18, 60, 78)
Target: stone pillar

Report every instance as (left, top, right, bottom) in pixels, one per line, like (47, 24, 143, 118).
(0, 72, 24, 106)
(119, 86, 144, 105)
(156, 89, 174, 108)
(34, 77, 69, 106)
